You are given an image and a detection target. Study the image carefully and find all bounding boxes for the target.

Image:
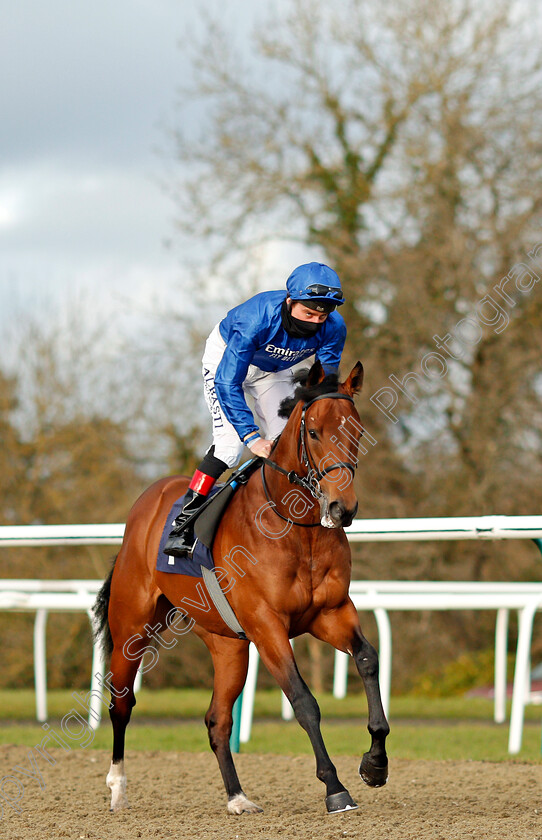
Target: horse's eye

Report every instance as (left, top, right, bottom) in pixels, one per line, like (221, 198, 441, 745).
(308, 429, 318, 439)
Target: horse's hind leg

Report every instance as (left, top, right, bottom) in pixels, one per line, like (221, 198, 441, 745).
(106, 643, 144, 811)
(106, 591, 169, 811)
(309, 602, 390, 788)
(201, 632, 263, 814)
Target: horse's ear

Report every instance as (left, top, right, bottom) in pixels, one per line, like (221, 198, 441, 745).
(342, 362, 364, 396)
(306, 360, 326, 387)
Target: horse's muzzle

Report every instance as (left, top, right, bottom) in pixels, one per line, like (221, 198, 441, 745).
(329, 500, 358, 528)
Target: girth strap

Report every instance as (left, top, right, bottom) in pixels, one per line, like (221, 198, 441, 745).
(201, 566, 247, 640)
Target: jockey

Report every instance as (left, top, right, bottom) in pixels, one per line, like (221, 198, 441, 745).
(164, 261, 347, 557)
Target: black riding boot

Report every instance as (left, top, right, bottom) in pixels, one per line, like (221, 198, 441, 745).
(164, 489, 206, 558)
(164, 446, 228, 558)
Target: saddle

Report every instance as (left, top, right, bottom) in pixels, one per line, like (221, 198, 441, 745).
(155, 458, 261, 639)
(193, 457, 261, 549)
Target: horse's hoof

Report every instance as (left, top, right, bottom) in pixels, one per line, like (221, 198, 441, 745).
(109, 795, 130, 813)
(109, 803, 130, 813)
(359, 753, 388, 788)
(227, 793, 264, 815)
(326, 790, 358, 814)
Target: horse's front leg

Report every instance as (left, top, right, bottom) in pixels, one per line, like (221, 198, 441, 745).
(250, 616, 358, 814)
(351, 631, 389, 786)
(201, 631, 263, 815)
(309, 601, 390, 788)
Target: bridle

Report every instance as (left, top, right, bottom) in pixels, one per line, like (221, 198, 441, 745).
(259, 392, 358, 527)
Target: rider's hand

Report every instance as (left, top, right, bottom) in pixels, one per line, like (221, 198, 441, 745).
(247, 438, 274, 458)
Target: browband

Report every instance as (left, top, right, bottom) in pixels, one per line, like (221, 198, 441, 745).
(302, 392, 354, 411)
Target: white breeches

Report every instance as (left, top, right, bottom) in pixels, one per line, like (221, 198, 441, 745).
(202, 324, 300, 468)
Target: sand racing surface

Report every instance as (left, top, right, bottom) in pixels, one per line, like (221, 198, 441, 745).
(1, 746, 541, 840)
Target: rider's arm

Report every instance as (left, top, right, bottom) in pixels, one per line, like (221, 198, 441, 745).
(214, 328, 260, 441)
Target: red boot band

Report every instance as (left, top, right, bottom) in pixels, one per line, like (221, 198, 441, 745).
(188, 470, 216, 496)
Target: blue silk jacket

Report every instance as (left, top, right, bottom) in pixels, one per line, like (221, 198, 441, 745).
(215, 290, 346, 440)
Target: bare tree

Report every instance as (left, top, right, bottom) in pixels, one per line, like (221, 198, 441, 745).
(168, 0, 542, 685)
(0, 304, 205, 689)
(170, 0, 542, 513)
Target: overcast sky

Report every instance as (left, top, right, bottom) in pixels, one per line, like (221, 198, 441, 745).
(0, 1, 213, 328)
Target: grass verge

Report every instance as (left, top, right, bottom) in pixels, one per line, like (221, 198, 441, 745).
(0, 689, 540, 762)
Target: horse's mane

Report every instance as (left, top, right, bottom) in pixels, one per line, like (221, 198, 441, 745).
(278, 368, 340, 419)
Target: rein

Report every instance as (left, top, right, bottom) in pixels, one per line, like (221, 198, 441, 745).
(258, 392, 358, 527)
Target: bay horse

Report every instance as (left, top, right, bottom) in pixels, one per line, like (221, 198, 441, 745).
(93, 360, 389, 815)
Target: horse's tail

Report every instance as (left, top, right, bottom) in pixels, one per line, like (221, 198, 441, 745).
(92, 557, 117, 658)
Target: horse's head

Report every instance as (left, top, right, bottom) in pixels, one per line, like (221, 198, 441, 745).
(278, 360, 364, 529)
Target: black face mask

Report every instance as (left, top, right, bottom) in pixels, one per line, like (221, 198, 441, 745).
(281, 300, 322, 338)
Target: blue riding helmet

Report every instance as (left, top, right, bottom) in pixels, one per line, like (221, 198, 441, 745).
(286, 262, 345, 306)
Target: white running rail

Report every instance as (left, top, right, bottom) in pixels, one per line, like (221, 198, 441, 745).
(1, 516, 541, 753)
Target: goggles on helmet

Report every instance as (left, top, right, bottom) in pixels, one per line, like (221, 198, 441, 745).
(305, 283, 344, 300)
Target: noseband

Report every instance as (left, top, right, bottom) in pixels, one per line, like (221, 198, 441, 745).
(259, 392, 359, 526)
